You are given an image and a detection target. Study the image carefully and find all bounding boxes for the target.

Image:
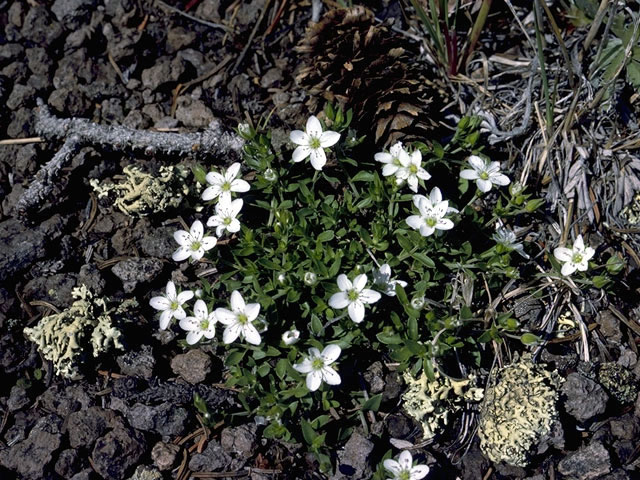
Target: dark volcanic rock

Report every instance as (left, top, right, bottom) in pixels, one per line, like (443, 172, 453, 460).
(91, 425, 146, 480)
(39, 384, 93, 417)
(21, 7, 64, 47)
(562, 372, 609, 423)
(117, 344, 155, 378)
(151, 441, 181, 471)
(221, 424, 257, 458)
(0, 219, 47, 282)
(188, 440, 231, 472)
(54, 448, 81, 478)
(111, 257, 164, 292)
(125, 402, 188, 437)
(557, 441, 611, 480)
(0, 414, 63, 479)
(331, 431, 375, 480)
(7, 385, 30, 412)
(171, 349, 212, 384)
(67, 407, 117, 449)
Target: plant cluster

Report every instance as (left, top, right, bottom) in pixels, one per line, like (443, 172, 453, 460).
(147, 106, 604, 473)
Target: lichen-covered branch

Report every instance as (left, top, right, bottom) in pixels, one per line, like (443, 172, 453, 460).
(16, 100, 244, 216)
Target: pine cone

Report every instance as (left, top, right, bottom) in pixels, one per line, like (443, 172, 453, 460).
(295, 6, 452, 146)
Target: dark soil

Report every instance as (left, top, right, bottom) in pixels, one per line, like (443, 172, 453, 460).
(1, 1, 640, 479)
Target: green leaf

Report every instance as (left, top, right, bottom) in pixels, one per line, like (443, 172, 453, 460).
(520, 333, 541, 345)
(276, 358, 288, 379)
(352, 171, 375, 182)
(191, 164, 207, 184)
(225, 350, 245, 366)
(361, 394, 383, 412)
(592, 275, 611, 288)
(412, 252, 435, 268)
(301, 420, 317, 445)
(606, 255, 625, 275)
(408, 317, 418, 340)
(376, 331, 403, 345)
(396, 233, 414, 254)
(317, 230, 335, 242)
(310, 315, 324, 335)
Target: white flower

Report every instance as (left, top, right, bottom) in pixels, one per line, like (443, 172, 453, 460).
(492, 228, 529, 259)
(206, 197, 243, 237)
(293, 344, 341, 391)
(396, 149, 431, 192)
(290, 115, 340, 170)
(172, 220, 217, 262)
(460, 155, 510, 193)
(553, 234, 595, 276)
(328, 274, 381, 323)
(304, 272, 318, 286)
(214, 290, 262, 345)
(202, 162, 250, 203)
(373, 264, 408, 297)
(375, 142, 409, 178)
(179, 299, 217, 345)
(282, 329, 300, 345)
(406, 187, 455, 237)
(149, 281, 194, 330)
(383, 450, 430, 480)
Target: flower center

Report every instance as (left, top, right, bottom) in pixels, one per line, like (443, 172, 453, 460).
(237, 313, 248, 325)
(572, 253, 583, 264)
(223, 217, 232, 225)
(200, 319, 210, 330)
(479, 171, 490, 180)
(312, 358, 325, 370)
(426, 217, 437, 227)
(170, 301, 179, 311)
(398, 471, 411, 480)
(191, 241, 201, 251)
(392, 157, 402, 166)
(409, 164, 418, 174)
(347, 289, 359, 301)
(222, 181, 232, 191)
(309, 137, 321, 149)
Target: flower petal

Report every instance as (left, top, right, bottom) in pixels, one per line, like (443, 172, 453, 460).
(243, 324, 262, 345)
(382, 164, 399, 176)
(328, 292, 350, 309)
(190, 220, 203, 240)
(173, 306, 187, 320)
(193, 299, 208, 319)
(179, 316, 198, 331)
(205, 171, 224, 186)
(201, 185, 220, 201)
(306, 370, 322, 391)
(459, 169, 479, 180)
(290, 130, 309, 146)
(166, 281, 177, 299)
(491, 173, 510, 186)
(359, 289, 381, 304)
(383, 459, 401, 475)
(353, 274, 367, 291)
(230, 198, 244, 216)
(292, 145, 311, 163)
(398, 450, 413, 469)
(411, 465, 430, 479)
(375, 152, 392, 164)
(177, 291, 194, 304)
(467, 155, 486, 171)
(436, 218, 454, 230)
(336, 274, 352, 291)
(225, 163, 241, 181)
(172, 246, 191, 262)
(407, 175, 418, 192)
(306, 115, 322, 138)
(159, 310, 173, 330)
(406, 215, 423, 231)
(294, 358, 313, 373)
(174, 230, 191, 246)
(553, 247, 573, 262)
(222, 323, 242, 344)
(244, 302, 261, 321)
(319, 130, 340, 148)
(348, 301, 365, 323)
(574, 234, 585, 251)
(150, 296, 170, 311)
(201, 236, 217, 250)
(214, 308, 236, 324)
(186, 331, 203, 345)
(321, 366, 341, 385)
(321, 344, 341, 364)
(477, 178, 493, 192)
(230, 290, 245, 312)
(230, 178, 250, 193)
(309, 148, 327, 171)
(561, 262, 578, 276)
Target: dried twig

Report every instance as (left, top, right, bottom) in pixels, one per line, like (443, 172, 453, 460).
(155, 0, 231, 32)
(15, 101, 244, 216)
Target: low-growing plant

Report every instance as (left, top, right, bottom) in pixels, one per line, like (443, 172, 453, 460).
(150, 105, 553, 472)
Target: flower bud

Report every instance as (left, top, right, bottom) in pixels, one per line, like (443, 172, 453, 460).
(411, 296, 426, 310)
(263, 168, 277, 182)
(304, 272, 317, 286)
(282, 329, 300, 345)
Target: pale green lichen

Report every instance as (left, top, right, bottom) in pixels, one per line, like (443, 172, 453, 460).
(620, 192, 640, 225)
(402, 369, 483, 440)
(23, 285, 136, 379)
(598, 362, 638, 404)
(477, 355, 563, 467)
(89, 165, 190, 216)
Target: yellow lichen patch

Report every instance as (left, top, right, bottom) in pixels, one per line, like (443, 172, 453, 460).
(23, 285, 136, 379)
(477, 355, 563, 467)
(89, 165, 190, 216)
(402, 369, 483, 440)
(620, 192, 640, 225)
